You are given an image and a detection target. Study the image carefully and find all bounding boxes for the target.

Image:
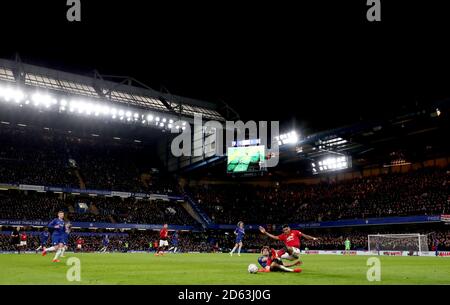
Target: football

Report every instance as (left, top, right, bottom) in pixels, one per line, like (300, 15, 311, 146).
(248, 264, 259, 274)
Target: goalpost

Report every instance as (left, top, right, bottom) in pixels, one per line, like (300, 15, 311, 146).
(368, 234, 429, 256)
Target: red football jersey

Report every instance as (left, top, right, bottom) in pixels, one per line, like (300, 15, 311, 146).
(261, 248, 282, 269)
(160, 228, 168, 239)
(20, 233, 27, 241)
(277, 230, 302, 248)
(76, 238, 84, 245)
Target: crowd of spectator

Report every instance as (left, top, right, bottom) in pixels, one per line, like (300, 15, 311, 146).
(85, 196, 197, 225)
(0, 230, 210, 252)
(1, 227, 450, 252)
(0, 192, 67, 221)
(0, 190, 197, 225)
(190, 167, 449, 224)
(0, 127, 79, 187)
(0, 125, 178, 193)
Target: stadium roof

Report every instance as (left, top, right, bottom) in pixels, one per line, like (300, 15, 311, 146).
(183, 99, 449, 177)
(0, 57, 228, 123)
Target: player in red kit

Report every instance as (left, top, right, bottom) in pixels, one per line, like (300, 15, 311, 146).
(155, 223, 169, 256)
(259, 224, 318, 261)
(18, 231, 27, 254)
(75, 237, 84, 252)
(257, 246, 302, 273)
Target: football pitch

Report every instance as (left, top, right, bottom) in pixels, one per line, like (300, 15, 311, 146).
(1, 253, 450, 285)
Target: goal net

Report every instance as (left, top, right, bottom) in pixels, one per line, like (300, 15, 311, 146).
(368, 234, 428, 254)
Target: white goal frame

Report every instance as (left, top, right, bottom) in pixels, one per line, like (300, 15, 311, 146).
(368, 233, 428, 256)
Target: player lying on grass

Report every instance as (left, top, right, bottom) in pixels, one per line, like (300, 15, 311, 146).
(257, 246, 302, 273)
(259, 224, 318, 261)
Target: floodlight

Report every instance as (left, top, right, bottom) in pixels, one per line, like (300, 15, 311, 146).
(101, 106, 110, 115)
(1, 87, 24, 103)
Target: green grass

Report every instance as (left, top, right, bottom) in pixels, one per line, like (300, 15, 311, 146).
(0, 253, 449, 285)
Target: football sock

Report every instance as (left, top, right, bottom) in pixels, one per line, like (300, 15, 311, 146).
(53, 249, 62, 260)
(279, 265, 293, 272)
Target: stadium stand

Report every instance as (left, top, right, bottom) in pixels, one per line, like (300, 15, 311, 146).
(1, 57, 449, 258)
(0, 124, 178, 193)
(1, 227, 450, 252)
(190, 167, 449, 224)
(0, 190, 197, 225)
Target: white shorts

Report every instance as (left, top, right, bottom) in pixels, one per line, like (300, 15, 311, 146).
(20, 241, 27, 246)
(281, 247, 300, 260)
(77, 244, 82, 249)
(159, 240, 169, 247)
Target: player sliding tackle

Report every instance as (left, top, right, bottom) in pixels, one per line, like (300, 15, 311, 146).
(258, 246, 302, 273)
(259, 224, 318, 262)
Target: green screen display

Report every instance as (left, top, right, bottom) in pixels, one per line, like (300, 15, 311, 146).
(227, 146, 265, 173)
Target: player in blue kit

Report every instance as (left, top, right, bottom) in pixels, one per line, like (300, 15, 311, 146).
(60, 222, 71, 258)
(100, 235, 109, 253)
(35, 228, 49, 253)
(257, 246, 302, 273)
(230, 221, 245, 256)
(42, 211, 66, 262)
(169, 231, 179, 253)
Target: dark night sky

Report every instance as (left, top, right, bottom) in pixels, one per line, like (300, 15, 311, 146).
(1, 1, 450, 134)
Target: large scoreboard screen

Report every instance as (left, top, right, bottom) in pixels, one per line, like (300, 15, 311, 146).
(227, 145, 265, 173)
